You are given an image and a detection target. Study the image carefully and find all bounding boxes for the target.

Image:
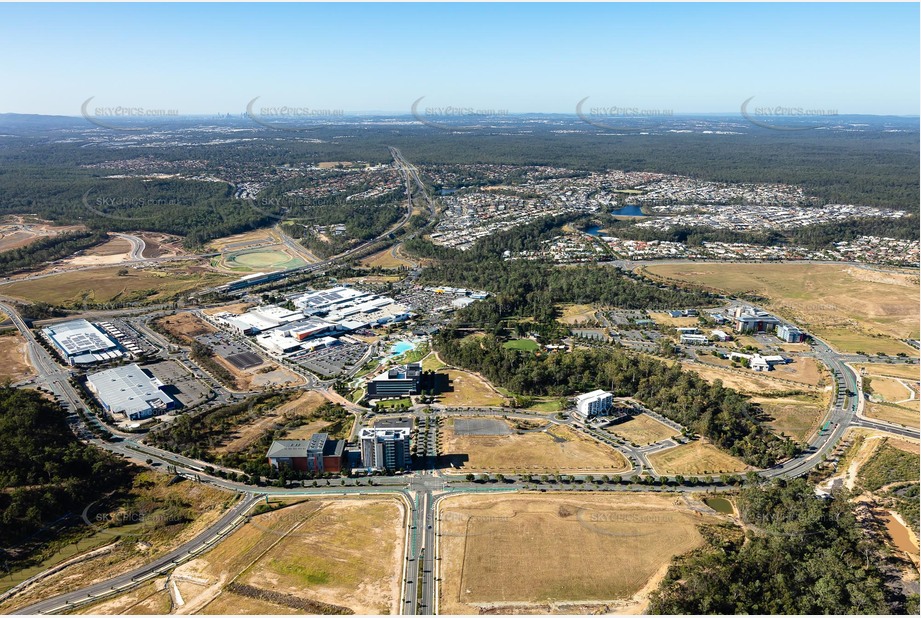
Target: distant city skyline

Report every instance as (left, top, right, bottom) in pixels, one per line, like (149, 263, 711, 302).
(0, 2, 918, 116)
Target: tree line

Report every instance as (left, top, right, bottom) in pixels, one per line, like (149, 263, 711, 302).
(650, 478, 912, 614)
(0, 230, 108, 275)
(435, 332, 795, 467)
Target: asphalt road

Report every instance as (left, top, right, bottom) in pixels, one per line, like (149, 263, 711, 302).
(14, 493, 261, 615)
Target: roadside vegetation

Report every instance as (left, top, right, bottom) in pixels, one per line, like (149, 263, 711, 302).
(0, 388, 134, 558)
(857, 439, 920, 534)
(650, 478, 909, 614)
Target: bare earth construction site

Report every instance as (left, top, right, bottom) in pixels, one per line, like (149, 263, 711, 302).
(437, 492, 721, 614)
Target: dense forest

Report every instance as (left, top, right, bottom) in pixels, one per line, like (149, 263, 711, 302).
(406, 216, 716, 328)
(0, 169, 278, 248)
(0, 230, 108, 275)
(0, 387, 134, 551)
(435, 332, 795, 467)
(650, 479, 912, 614)
(280, 202, 404, 258)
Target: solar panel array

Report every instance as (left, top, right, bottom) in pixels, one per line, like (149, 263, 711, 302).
(44, 319, 118, 356)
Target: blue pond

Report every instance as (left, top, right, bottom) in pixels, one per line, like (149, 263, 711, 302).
(610, 205, 646, 217)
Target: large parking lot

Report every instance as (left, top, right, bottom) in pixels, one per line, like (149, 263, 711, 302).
(144, 359, 210, 408)
(289, 340, 368, 377)
(394, 286, 459, 314)
(194, 331, 252, 360)
(98, 318, 158, 358)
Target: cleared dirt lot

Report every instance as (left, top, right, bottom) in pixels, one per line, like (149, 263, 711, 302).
(64, 236, 132, 266)
(212, 354, 304, 392)
(648, 311, 700, 328)
(605, 414, 678, 445)
(864, 401, 920, 429)
(437, 369, 506, 407)
(186, 497, 402, 615)
(0, 332, 34, 382)
(202, 302, 254, 317)
(438, 492, 720, 615)
(138, 233, 186, 259)
(648, 440, 750, 476)
(753, 394, 826, 443)
(360, 244, 415, 269)
(154, 311, 216, 342)
(78, 497, 404, 616)
(868, 376, 916, 402)
(854, 363, 920, 381)
(0, 219, 85, 252)
(681, 361, 810, 395)
(769, 356, 826, 387)
(558, 303, 599, 325)
(212, 391, 330, 455)
(442, 419, 629, 473)
(2, 264, 232, 307)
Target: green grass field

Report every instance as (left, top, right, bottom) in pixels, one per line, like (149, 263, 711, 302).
(421, 352, 446, 371)
(375, 397, 412, 409)
(503, 339, 539, 352)
(224, 249, 305, 272)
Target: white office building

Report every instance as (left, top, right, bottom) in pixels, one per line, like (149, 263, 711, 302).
(575, 389, 613, 420)
(359, 427, 411, 470)
(680, 333, 710, 345)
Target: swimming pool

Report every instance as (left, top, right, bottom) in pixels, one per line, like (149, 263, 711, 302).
(390, 341, 414, 356)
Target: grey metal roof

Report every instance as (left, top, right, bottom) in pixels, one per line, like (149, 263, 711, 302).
(44, 319, 117, 357)
(266, 440, 308, 458)
(86, 363, 172, 416)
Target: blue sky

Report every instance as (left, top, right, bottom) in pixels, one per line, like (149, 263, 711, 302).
(1, 3, 918, 116)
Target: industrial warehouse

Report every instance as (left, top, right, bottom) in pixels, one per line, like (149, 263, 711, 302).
(42, 319, 123, 366)
(86, 363, 175, 421)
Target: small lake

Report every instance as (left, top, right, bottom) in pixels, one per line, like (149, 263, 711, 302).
(438, 188, 457, 196)
(610, 205, 646, 217)
(704, 497, 734, 514)
(585, 225, 603, 236)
